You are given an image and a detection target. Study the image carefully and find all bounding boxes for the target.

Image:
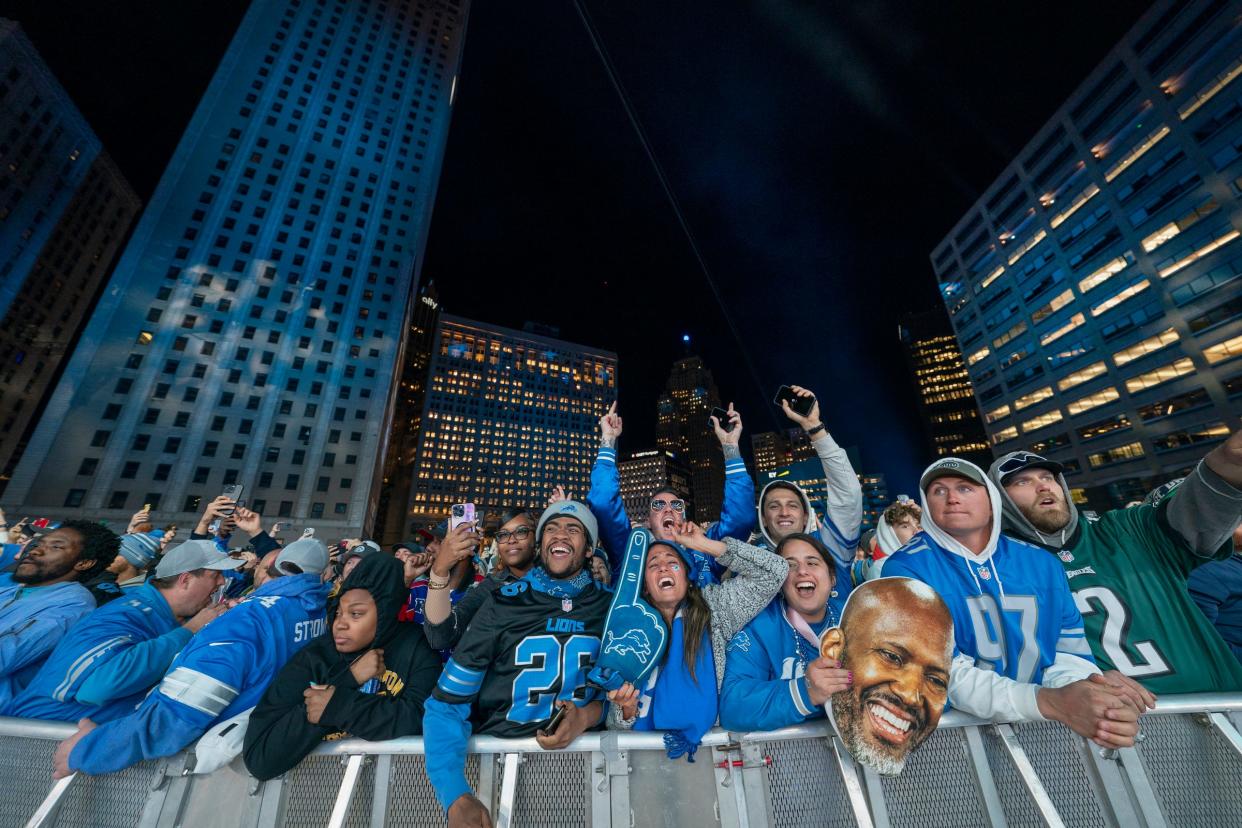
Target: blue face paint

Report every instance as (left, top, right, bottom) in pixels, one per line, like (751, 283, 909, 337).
(670, 564, 681, 571)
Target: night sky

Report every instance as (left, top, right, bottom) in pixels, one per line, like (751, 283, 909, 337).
(4, 0, 1151, 495)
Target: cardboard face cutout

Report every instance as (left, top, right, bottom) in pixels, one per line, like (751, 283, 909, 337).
(818, 577, 954, 776)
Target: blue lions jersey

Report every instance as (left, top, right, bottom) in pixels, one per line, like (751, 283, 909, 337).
(882, 532, 1095, 684)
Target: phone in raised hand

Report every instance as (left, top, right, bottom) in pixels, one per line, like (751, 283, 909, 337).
(773, 385, 815, 418)
(450, 503, 476, 532)
(709, 406, 733, 432)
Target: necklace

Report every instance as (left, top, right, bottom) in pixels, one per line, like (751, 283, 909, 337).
(790, 602, 838, 671)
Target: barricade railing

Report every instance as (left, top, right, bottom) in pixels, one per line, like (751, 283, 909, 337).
(4, 693, 1242, 827)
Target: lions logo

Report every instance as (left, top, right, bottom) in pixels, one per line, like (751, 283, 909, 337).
(603, 629, 653, 665)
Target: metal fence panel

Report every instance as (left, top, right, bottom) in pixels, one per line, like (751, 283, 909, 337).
(1135, 713, 1242, 828)
(981, 726, 1050, 827)
(0, 736, 59, 826)
(877, 728, 991, 828)
(628, 747, 722, 828)
(384, 754, 480, 827)
(511, 751, 592, 827)
(280, 753, 377, 826)
(762, 737, 858, 828)
(1010, 721, 1109, 827)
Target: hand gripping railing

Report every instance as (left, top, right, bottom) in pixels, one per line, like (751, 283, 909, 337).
(5, 693, 1242, 827)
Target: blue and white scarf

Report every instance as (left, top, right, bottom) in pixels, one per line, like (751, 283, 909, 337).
(524, 566, 594, 598)
(633, 609, 717, 762)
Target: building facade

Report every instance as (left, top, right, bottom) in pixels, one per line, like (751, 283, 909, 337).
(6, 0, 470, 532)
(899, 309, 992, 468)
(859, 472, 889, 535)
(0, 21, 142, 492)
(931, 0, 1242, 504)
(617, 448, 693, 525)
(656, 355, 724, 521)
(750, 427, 818, 481)
(406, 314, 617, 527)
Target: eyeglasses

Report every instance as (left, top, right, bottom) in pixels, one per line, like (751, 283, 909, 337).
(495, 526, 533, 543)
(649, 498, 686, 513)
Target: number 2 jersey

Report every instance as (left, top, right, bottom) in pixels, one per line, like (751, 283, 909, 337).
(1050, 501, 1242, 694)
(431, 577, 612, 737)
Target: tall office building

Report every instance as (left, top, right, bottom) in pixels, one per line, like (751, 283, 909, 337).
(0, 21, 141, 492)
(407, 315, 617, 526)
(617, 448, 693, 524)
(656, 355, 724, 521)
(374, 278, 440, 543)
(859, 472, 889, 535)
(750, 427, 818, 481)
(899, 309, 992, 468)
(6, 0, 470, 532)
(930, 0, 1242, 505)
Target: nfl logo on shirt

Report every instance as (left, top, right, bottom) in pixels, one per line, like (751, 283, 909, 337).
(978, 567, 991, 580)
(562, 598, 573, 612)
(1058, 551, 1074, 563)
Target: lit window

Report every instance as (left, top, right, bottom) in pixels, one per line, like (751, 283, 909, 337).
(1021, 409, 1064, 433)
(991, 426, 1018, 445)
(985, 404, 1011, 424)
(1158, 229, 1241, 279)
(1124, 358, 1195, 393)
(1067, 388, 1120, 416)
(1177, 55, 1242, 120)
(1087, 441, 1144, 468)
(1104, 125, 1169, 182)
(1091, 280, 1149, 317)
(1031, 289, 1075, 324)
(1112, 328, 1179, 367)
(1078, 257, 1128, 293)
(967, 347, 990, 366)
(1041, 313, 1086, 346)
(1013, 386, 1053, 411)
(1203, 334, 1242, 365)
(1058, 361, 1107, 391)
(136, 330, 154, 345)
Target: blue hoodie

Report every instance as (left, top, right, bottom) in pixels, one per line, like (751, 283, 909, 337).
(68, 573, 331, 775)
(719, 598, 835, 732)
(4, 583, 191, 723)
(588, 444, 754, 584)
(0, 573, 96, 708)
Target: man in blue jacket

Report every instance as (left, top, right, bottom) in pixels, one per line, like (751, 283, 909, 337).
(0, 521, 120, 707)
(588, 401, 753, 584)
(5, 540, 241, 723)
(51, 537, 332, 778)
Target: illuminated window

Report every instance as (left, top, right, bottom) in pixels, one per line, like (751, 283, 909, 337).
(993, 320, 1028, 349)
(1104, 125, 1169, 182)
(1031, 289, 1075, 324)
(1204, 334, 1242, 365)
(1136, 387, 1209, 421)
(1112, 328, 1179, 367)
(1141, 199, 1219, 253)
(136, 330, 154, 345)
(1124, 358, 1195, 393)
(1049, 184, 1099, 229)
(985, 404, 1011, 424)
(1007, 229, 1047, 266)
(1091, 280, 1149, 317)
(1058, 361, 1107, 391)
(1153, 422, 1229, 452)
(1067, 388, 1120, 415)
(980, 266, 1004, 290)
(1158, 229, 1242, 279)
(1021, 409, 1064, 433)
(967, 347, 990, 365)
(1076, 413, 1130, 441)
(1087, 441, 1144, 468)
(1078, 256, 1128, 293)
(1013, 386, 1053, 411)
(1177, 55, 1242, 120)
(1041, 313, 1086, 346)
(992, 426, 1018, 445)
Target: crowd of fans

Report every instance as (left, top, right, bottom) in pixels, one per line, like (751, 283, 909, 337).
(0, 383, 1240, 826)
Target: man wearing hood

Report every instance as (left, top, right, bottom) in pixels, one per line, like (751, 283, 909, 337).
(990, 432, 1242, 693)
(882, 458, 1146, 749)
(424, 501, 612, 826)
(243, 554, 443, 780)
(589, 400, 754, 585)
(52, 537, 334, 778)
(753, 387, 864, 612)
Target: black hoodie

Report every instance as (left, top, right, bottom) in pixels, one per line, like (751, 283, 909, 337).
(243, 554, 442, 780)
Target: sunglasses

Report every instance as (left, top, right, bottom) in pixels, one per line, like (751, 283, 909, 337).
(495, 526, 533, 543)
(997, 452, 1047, 475)
(649, 498, 686, 513)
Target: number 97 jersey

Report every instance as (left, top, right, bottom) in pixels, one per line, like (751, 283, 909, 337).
(432, 579, 613, 738)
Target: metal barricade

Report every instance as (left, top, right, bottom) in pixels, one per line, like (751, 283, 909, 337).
(5, 693, 1242, 827)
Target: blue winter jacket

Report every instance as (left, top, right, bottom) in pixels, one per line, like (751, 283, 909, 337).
(1189, 553, 1242, 664)
(68, 573, 331, 775)
(4, 583, 192, 723)
(719, 598, 835, 731)
(0, 573, 96, 708)
(588, 444, 754, 584)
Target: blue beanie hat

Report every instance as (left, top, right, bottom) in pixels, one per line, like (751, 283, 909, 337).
(536, 500, 599, 550)
(118, 533, 161, 569)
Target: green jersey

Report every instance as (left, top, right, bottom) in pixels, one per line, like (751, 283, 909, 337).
(1055, 502, 1242, 694)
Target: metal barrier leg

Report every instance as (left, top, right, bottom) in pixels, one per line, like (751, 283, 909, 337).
(859, 765, 892, 828)
(327, 754, 365, 828)
(252, 775, 285, 828)
(962, 726, 1008, 828)
(599, 735, 631, 828)
(829, 737, 875, 828)
(23, 774, 75, 828)
(1207, 712, 1242, 759)
(495, 752, 521, 828)
(477, 752, 497, 815)
(736, 741, 772, 828)
(368, 754, 392, 828)
(1095, 744, 1166, 828)
(990, 724, 1066, 828)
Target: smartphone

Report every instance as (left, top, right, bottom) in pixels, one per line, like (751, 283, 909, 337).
(544, 703, 569, 734)
(143, 503, 153, 513)
(773, 385, 815, 418)
(220, 484, 244, 517)
(301, 527, 315, 539)
(709, 406, 733, 432)
(450, 502, 476, 531)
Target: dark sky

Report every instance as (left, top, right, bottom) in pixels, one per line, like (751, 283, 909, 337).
(3, 0, 1151, 495)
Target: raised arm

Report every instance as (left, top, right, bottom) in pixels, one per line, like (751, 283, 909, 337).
(707, 403, 756, 542)
(1164, 429, 1242, 557)
(586, 401, 633, 567)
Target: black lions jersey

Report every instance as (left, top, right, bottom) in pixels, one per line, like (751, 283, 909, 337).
(432, 579, 612, 738)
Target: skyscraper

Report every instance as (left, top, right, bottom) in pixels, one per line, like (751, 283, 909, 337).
(0, 21, 141, 492)
(750, 427, 818, 481)
(930, 0, 1242, 504)
(407, 314, 616, 526)
(859, 472, 889, 535)
(617, 449, 693, 525)
(374, 278, 440, 544)
(656, 355, 723, 521)
(899, 308, 991, 468)
(6, 0, 470, 532)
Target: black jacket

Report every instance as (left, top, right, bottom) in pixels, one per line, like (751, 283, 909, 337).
(243, 554, 442, 780)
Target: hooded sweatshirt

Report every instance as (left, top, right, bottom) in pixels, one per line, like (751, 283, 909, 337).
(990, 456, 1242, 693)
(243, 555, 442, 780)
(755, 477, 856, 617)
(67, 572, 332, 775)
(881, 458, 1098, 723)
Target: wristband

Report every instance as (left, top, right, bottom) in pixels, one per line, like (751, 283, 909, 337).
(806, 423, 826, 437)
(427, 574, 451, 590)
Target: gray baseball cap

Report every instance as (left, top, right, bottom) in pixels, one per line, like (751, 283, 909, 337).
(274, 537, 329, 576)
(154, 539, 244, 579)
